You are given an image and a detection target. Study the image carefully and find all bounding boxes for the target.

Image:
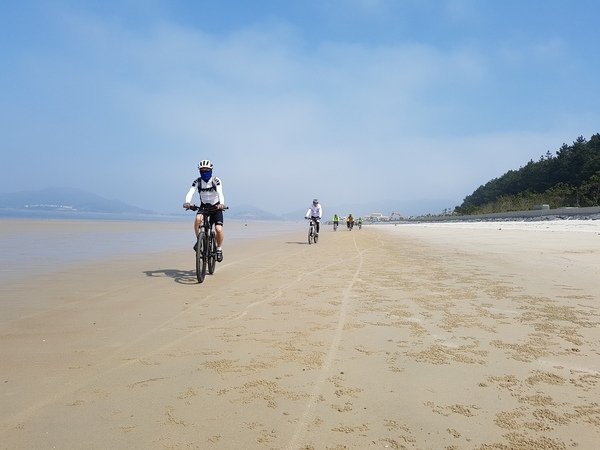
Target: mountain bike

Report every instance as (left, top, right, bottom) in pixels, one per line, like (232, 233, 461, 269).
(307, 217, 319, 244)
(187, 204, 228, 283)
(333, 221, 338, 231)
(357, 221, 362, 230)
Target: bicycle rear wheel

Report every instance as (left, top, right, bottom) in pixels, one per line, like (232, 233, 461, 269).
(207, 230, 217, 274)
(196, 231, 207, 283)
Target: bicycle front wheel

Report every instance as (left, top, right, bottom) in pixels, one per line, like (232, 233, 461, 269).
(196, 232, 207, 283)
(207, 231, 217, 275)
(308, 227, 313, 245)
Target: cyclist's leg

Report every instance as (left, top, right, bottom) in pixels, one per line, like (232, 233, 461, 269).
(193, 213, 203, 250)
(194, 213, 203, 238)
(212, 210, 224, 246)
(215, 224, 224, 247)
(315, 219, 320, 234)
(213, 210, 224, 262)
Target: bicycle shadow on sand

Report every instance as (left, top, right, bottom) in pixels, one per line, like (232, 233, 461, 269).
(286, 241, 313, 245)
(143, 269, 199, 285)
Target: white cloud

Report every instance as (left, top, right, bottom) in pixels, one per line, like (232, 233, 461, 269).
(2, 1, 599, 216)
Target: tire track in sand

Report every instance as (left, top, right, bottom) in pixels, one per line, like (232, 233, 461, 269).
(286, 234, 366, 450)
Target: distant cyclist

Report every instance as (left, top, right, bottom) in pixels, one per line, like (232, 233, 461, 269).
(333, 214, 339, 230)
(357, 217, 363, 228)
(305, 199, 323, 235)
(183, 159, 225, 262)
(347, 213, 354, 230)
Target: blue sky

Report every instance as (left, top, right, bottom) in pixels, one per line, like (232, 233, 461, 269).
(1, 0, 599, 215)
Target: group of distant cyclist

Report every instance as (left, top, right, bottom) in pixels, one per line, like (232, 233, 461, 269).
(306, 199, 363, 236)
(332, 213, 362, 231)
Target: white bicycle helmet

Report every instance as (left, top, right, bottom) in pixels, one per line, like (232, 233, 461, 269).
(313, 198, 319, 204)
(198, 160, 213, 170)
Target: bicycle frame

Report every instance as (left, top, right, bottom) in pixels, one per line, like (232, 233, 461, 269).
(308, 217, 319, 244)
(187, 204, 227, 283)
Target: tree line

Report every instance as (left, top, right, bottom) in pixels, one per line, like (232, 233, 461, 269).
(454, 133, 600, 215)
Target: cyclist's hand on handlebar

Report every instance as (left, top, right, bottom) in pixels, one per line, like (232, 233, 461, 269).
(183, 203, 191, 210)
(217, 204, 224, 210)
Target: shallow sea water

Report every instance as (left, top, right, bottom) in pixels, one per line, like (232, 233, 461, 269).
(0, 218, 303, 283)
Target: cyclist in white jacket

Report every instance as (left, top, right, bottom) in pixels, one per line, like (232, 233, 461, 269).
(183, 159, 225, 262)
(305, 199, 322, 235)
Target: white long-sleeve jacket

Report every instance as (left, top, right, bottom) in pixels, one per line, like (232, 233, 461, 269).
(185, 176, 225, 206)
(305, 203, 322, 219)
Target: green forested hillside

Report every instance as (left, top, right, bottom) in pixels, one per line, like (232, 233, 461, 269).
(455, 134, 600, 215)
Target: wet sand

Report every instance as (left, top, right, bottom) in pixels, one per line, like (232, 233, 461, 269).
(1, 220, 599, 449)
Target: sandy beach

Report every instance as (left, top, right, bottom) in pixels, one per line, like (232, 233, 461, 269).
(1, 219, 599, 449)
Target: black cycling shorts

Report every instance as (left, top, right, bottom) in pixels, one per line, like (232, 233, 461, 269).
(198, 204, 224, 226)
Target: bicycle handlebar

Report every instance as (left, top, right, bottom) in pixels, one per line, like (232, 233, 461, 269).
(185, 204, 228, 212)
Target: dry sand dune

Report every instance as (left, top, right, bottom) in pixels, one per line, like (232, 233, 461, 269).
(1, 220, 599, 449)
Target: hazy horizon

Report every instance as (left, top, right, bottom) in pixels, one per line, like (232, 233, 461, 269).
(0, 185, 456, 218)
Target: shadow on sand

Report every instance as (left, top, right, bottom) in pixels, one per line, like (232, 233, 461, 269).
(143, 269, 199, 284)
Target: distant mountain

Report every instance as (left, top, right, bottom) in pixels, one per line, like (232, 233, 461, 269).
(0, 187, 156, 215)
